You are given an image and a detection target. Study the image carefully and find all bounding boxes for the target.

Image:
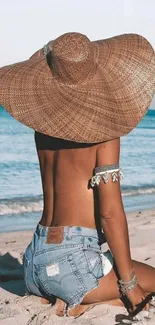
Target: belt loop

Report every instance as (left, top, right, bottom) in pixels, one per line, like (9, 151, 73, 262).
(83, 237, 88, 250)
(35, 224, 39, 236)
(67, 227, 73, 240)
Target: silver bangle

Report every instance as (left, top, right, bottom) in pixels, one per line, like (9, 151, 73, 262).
(118, 274, 138, 295)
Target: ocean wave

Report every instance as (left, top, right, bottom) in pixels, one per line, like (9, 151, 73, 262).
(0, 197, 43, 216)
(0, 187, 155, 216)
(122, 187, 155, 197)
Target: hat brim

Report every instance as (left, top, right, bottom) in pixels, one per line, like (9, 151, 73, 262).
(0, 33, 155, 143)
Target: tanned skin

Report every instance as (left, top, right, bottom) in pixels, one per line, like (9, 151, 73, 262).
(36, 136, 155, 312)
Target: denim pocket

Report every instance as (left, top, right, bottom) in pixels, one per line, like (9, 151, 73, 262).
(35, 253, 86, 304)
(84, 249, 103, 279)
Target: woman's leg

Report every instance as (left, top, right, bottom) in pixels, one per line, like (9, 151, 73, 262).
(82, 260, 155, 305)
(48, 260, 155, 317)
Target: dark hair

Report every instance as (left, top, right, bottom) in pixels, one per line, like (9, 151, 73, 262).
(34, 131, 99, 150)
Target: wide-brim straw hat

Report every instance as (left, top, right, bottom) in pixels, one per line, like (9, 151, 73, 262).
(0, 32, 155, 143)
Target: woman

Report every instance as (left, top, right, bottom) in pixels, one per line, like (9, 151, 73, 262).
(0, 32, 155, 318)
(26, 133, 155, 318)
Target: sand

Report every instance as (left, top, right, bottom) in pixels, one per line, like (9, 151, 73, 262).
(0, 209, 155, 325)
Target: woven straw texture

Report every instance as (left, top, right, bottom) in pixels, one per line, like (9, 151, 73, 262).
(0, 32, 155, 143)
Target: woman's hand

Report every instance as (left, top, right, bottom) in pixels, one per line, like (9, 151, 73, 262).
(126, 283, 150, 314)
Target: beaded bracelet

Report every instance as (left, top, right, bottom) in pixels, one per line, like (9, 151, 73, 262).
(118, 274, 138, 295)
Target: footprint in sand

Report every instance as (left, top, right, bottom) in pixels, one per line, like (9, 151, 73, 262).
(138, 222, 155, 230)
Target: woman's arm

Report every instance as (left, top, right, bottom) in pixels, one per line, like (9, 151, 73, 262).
(96, 138, 150, 313)
(96, 138, 133, 279)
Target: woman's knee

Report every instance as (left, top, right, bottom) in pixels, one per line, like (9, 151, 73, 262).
(132, 259, 155, 293)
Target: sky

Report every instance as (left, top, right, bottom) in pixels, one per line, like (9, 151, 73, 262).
(0, 0, 155, 65)
(0, 0, 155, 106)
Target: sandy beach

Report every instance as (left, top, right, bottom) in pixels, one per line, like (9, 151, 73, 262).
(0, 208, 155, 325)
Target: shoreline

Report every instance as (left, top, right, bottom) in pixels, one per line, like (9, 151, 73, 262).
(1, 199, 155, 233)
(0, 208, 155, 245)
(0, 209, 155, 324)
(0, 206, 155, 233)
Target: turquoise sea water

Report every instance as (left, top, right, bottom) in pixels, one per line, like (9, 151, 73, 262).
(0, 106, 155, 232)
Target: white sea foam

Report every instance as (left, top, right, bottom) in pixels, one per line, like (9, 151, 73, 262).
(0, 200, 43, 216)
(122, 187, 155, 197)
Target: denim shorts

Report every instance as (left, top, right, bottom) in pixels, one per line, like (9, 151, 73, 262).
(23, 224, 113, 308)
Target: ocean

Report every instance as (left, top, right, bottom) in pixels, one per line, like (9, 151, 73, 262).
(0, 106, 155, 232)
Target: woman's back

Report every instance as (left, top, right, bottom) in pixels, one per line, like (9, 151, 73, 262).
(35, 131, 104, 228)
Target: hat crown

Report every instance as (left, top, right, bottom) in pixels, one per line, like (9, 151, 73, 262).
(51, 32, 95, 84)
